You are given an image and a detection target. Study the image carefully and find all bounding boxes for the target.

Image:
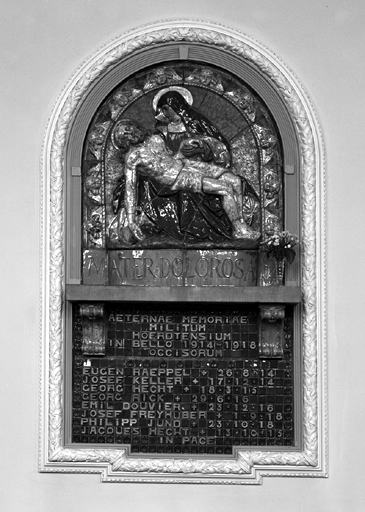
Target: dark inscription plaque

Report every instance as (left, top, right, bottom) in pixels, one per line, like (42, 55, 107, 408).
(72, 305, 294, 454)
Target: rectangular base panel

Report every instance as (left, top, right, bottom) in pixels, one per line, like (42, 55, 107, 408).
(71, 303, 294, 455)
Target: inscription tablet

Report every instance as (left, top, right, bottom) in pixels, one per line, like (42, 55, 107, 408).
(71, 304, 294, 454)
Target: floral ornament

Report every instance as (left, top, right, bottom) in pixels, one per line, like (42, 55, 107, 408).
(87, 214, 103, 242)
(261, 231, 299, 263)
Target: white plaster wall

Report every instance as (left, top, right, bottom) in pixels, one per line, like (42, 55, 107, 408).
(1, 1, 364, 510)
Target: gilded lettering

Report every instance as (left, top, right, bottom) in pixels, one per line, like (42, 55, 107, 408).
(183, 257, 195, 279)
(222, 258, 234, 278)
(110, 258, 121, 279)
(210, 257, 222, 278)
(159, 257, 170, 278)
(195, 257, 209, 278)
(171, 257, 183, 277)
(234, 258, 245, 279)
(132, 257, 143, 279)
(144, 257, 157, 278)
(87, 256, 105, 276)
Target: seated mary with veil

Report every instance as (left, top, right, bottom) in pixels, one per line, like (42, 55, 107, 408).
(110, 86, 261, 248)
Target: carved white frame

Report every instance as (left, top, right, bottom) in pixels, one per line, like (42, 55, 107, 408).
(40, 19, 327, 484)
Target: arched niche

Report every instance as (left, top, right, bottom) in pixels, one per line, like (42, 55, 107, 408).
(40, 20, 326, 484)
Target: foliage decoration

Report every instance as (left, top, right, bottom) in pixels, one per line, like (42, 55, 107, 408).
(261, 231, 299, 263)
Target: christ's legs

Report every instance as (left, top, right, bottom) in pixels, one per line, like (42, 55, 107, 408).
(202, 178, 239, 221)
(202, 177, 260, 240)
(219, 173, 245, 221)
(184, 160, 245, 222)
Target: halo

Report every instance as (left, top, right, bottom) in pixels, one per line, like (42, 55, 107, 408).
(152, 86, 193, 112)
(111, 118, 139, 150)
(111, 119, 130, 150)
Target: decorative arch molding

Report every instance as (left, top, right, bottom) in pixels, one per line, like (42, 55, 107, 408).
(40, 19, 327, 484)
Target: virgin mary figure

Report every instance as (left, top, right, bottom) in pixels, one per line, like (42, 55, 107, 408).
(112, 87, 258, 247)
(154, 87, 231, 168)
